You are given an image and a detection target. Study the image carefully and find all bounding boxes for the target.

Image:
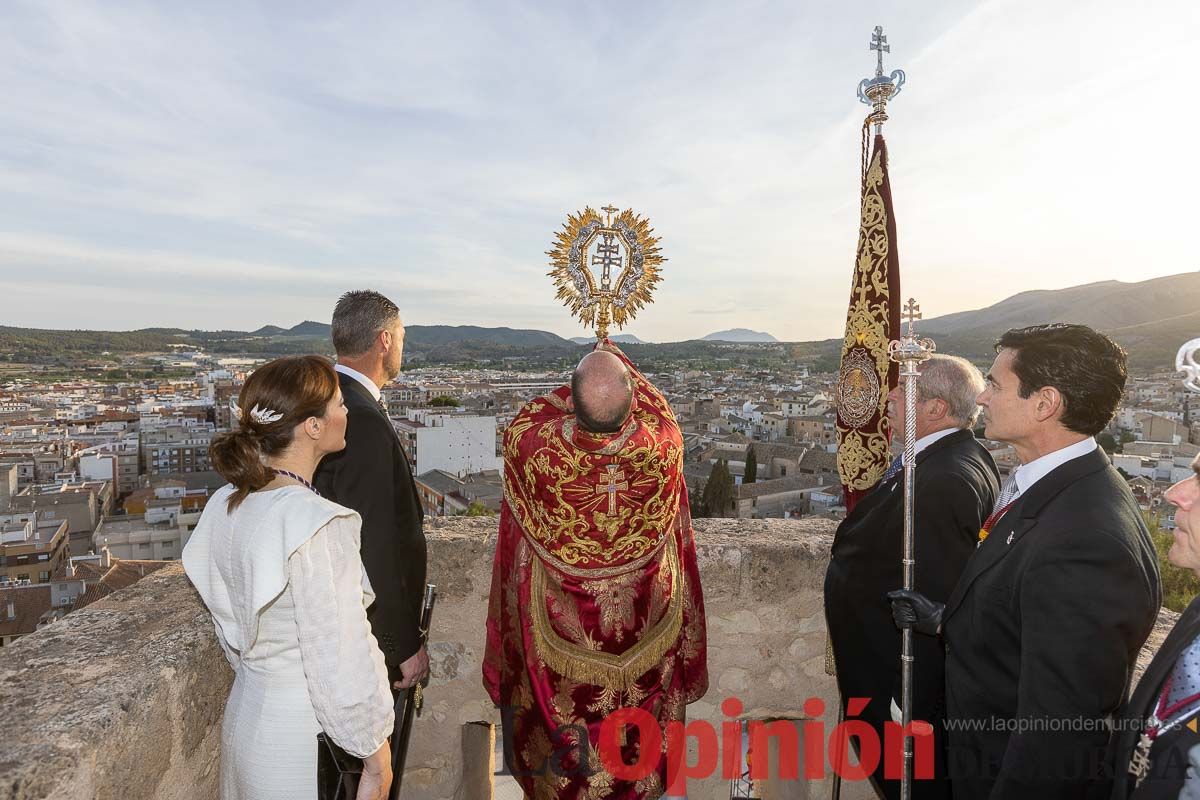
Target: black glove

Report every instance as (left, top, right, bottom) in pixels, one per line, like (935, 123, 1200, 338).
(886, 589, 945, 636)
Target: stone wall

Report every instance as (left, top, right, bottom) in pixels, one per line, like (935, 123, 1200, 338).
(0, 517, 1177, 800)
(0, 562, 229, 800)
(413, 516, 864, 800)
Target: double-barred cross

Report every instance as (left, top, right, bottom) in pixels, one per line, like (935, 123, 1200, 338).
(903, 298, 922, 335)
(595, 463, 629, 515)
(591, 232, 621, 286)
(870, 25, 890, 77)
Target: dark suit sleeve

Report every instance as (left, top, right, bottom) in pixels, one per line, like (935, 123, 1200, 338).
(914, 471, 988, 603)
(895, 470, 991, 723)
(316, 407, 422, 665)
(994, 531, 1156, 798)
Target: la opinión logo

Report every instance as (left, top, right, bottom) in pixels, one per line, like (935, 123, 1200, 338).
(499, 695, 936, 793)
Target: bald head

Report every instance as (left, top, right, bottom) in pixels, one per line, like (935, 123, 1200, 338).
(571, 351, 634, 433)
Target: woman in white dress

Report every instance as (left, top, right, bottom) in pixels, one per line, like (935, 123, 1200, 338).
(183, 355, 394, 800)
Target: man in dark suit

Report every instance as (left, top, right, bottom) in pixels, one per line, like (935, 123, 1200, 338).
(314, 290, 428, 692)
(826, 353, 999, 800)
(891, 324, 1162, 799)
(1102, 453, 1200, 798)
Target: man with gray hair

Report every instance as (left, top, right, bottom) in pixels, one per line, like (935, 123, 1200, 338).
(314, 290, 429, 696)
(824, 354, 1000, 800)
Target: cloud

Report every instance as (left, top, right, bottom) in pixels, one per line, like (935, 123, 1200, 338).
(0, 0, 1192, 340)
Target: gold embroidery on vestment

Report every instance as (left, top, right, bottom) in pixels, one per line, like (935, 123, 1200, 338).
(530, 526, 684, 691)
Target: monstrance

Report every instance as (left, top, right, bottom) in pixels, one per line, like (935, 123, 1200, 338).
(547, 205, 665, 340)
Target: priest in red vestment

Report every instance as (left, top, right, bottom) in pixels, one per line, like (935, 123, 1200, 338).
(483, 340, 708, 800)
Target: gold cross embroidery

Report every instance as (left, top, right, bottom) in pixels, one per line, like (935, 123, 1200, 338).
(595, 464, 629, 515)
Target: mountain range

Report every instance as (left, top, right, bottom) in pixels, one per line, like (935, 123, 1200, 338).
(569, 334, 645, 345)
(2, 271, 1198, 370)
(917, 272, 1200, 369)
(701, 328, 778, 343)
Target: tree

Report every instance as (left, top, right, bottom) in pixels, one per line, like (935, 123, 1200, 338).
(430, 395, 460, 407)
(454, 500, 495, 517)
(702, 460, 735, 518)
(1097, 432, 1117, 454)
(744, 446, 758, 484)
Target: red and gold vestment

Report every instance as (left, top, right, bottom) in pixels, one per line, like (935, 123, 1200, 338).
(483, 342, 708, 799)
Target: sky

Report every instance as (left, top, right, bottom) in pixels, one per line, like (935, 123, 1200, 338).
(0, 0, 1196, 342)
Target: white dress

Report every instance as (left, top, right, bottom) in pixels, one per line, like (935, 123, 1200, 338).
(183, 484, 394, 800)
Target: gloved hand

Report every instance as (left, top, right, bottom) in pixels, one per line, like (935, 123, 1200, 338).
(886, 589, 945, 636)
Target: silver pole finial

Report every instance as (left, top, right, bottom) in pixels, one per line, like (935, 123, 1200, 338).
(858, 25, 907, 135)
(887, 298, 935, 800)
(1177, 339, 1200, 392)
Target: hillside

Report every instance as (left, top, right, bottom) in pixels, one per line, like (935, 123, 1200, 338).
(917, 272, 1200, 369)
(702, 328, 779, 343)
(3, 272, 1198, 370)
(570, 334, 646, 344)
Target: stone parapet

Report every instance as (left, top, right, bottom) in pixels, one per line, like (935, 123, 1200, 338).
(0, 562, 229, 800)
(0, 516, 1176, 800)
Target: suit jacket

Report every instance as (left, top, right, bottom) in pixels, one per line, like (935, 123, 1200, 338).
(314, 372, 426, 666)
(1102, 596, 1200, 799)
(825, 428, 999, 800)
(940, 447, 1161, 800)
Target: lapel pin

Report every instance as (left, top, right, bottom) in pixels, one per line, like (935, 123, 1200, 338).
(1006, 532, 1014, 546)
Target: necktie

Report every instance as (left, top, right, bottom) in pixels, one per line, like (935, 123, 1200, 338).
(991, 470, 1020, 518)
(881, 454, 904, 483)
(978, 470, 1021, 545)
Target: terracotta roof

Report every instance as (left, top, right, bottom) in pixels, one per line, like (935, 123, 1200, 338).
(0, 585, 54, 638)
(798, 448, 838, 472)
(71, 560, 171, 612)
(737, 474, 829, 499)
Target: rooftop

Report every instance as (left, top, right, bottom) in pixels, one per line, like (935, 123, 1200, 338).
(0, 517, 1182, 800)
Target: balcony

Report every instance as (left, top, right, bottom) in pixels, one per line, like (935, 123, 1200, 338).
(0, 517, 1176, 800)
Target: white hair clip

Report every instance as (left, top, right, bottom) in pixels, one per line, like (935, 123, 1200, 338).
(248, 404, 284, 425)
(228, 398, 283, 425)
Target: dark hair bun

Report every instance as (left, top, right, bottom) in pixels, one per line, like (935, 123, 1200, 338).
(210, 429, 272, 507)
(210, 355, 338, 510)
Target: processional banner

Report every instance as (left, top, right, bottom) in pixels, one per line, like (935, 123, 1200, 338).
(835, 133, 901, 513)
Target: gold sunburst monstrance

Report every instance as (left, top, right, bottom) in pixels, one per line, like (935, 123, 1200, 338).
(547, 205, 665, 340)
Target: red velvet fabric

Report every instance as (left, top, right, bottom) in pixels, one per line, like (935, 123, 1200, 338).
(483, 342, 708, 799)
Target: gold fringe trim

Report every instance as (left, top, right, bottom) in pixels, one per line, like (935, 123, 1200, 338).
(530, 526, 683, 691)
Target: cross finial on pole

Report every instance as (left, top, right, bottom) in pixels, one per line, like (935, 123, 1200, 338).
(858, 26, 905, 135)
(870, 25, 890, 78)
(903, 298, 922, 333)
(601, 205, 619, 226)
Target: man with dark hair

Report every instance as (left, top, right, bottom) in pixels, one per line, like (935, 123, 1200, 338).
(315, 289, 429, 694)
(890, 323, 1161, 799)
(483, 341, 708, 799)
(827, 354, 999, 800)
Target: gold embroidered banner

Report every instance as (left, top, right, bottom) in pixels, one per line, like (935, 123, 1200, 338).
(836, 133, 901, 512)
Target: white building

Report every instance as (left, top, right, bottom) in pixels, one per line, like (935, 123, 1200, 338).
(92, 510, 201, 562)
(403, 413, 501, 476)
(1112, 453, 1194, 484)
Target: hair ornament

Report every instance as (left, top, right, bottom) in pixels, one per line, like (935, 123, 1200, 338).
(228, 398, 284, 426)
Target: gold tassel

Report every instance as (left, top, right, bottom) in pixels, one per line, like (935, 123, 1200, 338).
(530, 530, 684, 692)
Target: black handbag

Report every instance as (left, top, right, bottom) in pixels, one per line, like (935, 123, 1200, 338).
(317, 733, 363, 800)
(316, 585, 437, 800)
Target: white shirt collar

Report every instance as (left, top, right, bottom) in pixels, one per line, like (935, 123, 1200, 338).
(1012, 437, 1097, 496)
(334, 363, 382, 402)
(914, 427, 960, 457)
